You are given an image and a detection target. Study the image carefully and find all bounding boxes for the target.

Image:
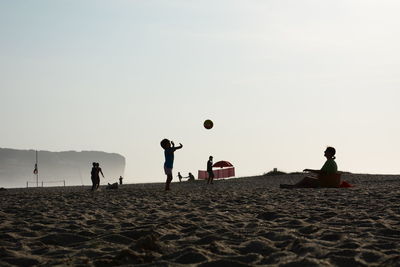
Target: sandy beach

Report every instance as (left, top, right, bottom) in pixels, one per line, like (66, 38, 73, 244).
(0, 173, 399, 266)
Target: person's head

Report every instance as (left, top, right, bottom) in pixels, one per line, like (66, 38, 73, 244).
(209, 156, 213, 160)
(92, 162, 96, 167)
(95, 162, 100, 167)
(160, 139, 171, 149)
(324, 147, 336, 159)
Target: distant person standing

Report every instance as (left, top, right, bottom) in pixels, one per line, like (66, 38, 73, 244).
(160, 139, 183, 191)
(95, 162, 104, 190)
(177, 172, 183, 182)
(90, 162, 97, 191)
(207, 156, 214, 184)
(119, 176, 123, 185)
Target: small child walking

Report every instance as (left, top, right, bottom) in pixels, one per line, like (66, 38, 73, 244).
(160, 139, 183, 190)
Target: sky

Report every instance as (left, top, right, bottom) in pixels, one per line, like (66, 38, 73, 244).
(1, 0, 400, 184)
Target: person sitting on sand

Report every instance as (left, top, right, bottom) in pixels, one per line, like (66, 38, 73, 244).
(106, 182, 118, 190)
(280, 147, 338, 188)
(186, 172, 195, 182)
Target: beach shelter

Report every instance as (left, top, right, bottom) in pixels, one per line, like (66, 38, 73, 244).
(198, 160, 235, 180)
(212, 160, 233, 168)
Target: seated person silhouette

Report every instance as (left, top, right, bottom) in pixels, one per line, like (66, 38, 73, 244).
(186, 172, 195, 182)
(280, 147, 340, 188)
(106, 182, 119, 190)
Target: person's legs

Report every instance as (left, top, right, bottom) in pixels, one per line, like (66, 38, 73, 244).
(91, 177, 96, 191)
(280, 184, 295, 188)
(164, 167, 173, 190)
(280, 176, 320, 189)
(209, 171, 214, 184)
(295, 176, 320, 188)
(96, 177, 100, 189)
(165, 174, 172, 190)
(207, 171, 213, 184)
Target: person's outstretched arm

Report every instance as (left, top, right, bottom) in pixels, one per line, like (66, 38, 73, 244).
(99, 169, 105, 177)
(174, 143, 183, 151)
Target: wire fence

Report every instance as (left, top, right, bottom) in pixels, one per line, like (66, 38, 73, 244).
(26, 180, 66, 188)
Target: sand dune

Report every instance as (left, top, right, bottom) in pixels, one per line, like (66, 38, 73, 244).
(0, 173, 399, 266)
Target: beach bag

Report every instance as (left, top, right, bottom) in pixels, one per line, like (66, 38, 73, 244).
(339, 180, 353, 188)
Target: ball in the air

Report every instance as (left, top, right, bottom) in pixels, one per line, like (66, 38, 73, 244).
(203, 119, 213, 129)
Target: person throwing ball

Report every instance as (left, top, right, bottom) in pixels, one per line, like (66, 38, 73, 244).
(160, 139, 183, 191)
(207, 156, 215, 184)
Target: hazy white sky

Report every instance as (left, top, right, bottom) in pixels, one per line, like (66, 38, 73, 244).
(1, 0, 399, 184)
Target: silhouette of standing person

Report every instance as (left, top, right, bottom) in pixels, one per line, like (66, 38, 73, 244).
(119, 176, 123, 185)
(177, 172, 183, 182)
(90, 162, 97, 191)
(207, 156, 215, 184)
(160, 139, 183, 191)
(95, 162, 104, 190)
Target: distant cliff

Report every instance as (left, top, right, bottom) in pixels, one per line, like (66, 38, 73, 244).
(0, 148, 125, 188)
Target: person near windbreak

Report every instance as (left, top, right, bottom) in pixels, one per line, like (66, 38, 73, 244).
(119, 176, 123, 185)
(160, 139, 183, 191)
(177, 172, 183, 182)
(207, 156, 215, 184)
(280, 146, 338, 188)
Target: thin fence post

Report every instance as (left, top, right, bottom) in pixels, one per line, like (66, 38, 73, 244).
(26, 181, 28, 188)
(63, 180, 65, 187)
